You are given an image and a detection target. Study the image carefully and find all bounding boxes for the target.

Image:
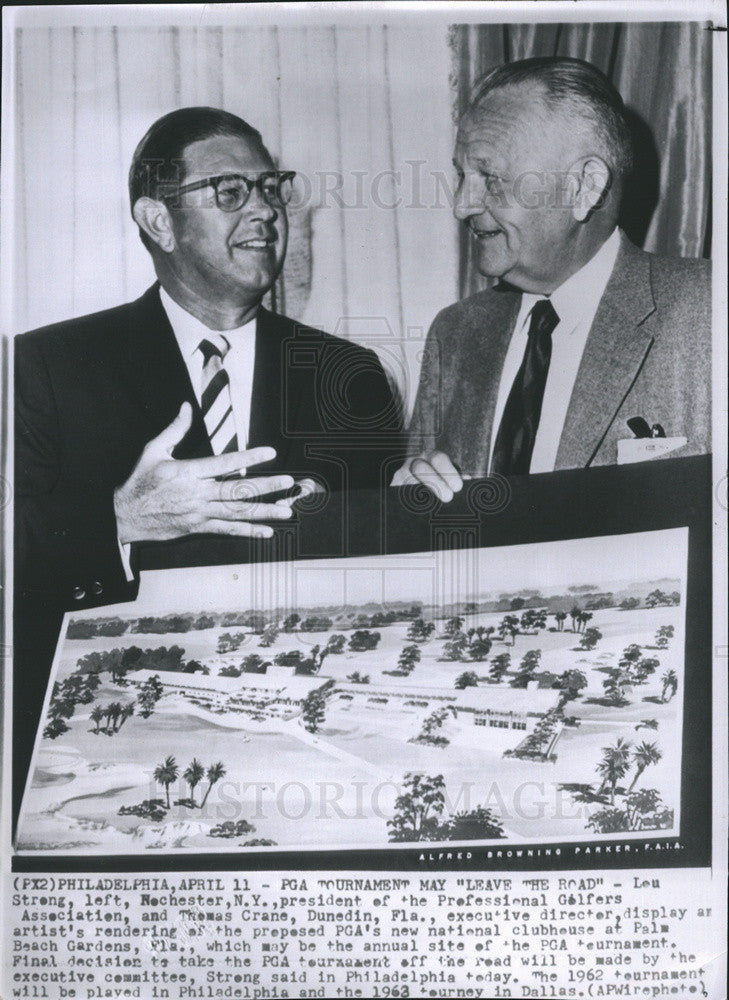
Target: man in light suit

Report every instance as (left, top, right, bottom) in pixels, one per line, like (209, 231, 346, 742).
(393, 56, 711, 501)
(16, 107, 402, 613)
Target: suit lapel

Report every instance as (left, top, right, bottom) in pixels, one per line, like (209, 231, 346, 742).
(248, 307, 295, 465)
(116, 284, 212, 459)
(555, 235, 657, 470)
(449, 289, 521, 475)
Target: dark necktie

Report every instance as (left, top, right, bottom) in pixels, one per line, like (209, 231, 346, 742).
(490, 299, 560, 475)
(199, 336, 239, 454)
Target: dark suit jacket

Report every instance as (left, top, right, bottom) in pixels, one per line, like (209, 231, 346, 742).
(15, 284, 404, 612)
(407, 233, 711, 474)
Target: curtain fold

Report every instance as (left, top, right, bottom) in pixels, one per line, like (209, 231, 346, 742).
(450, 22, 712, 299)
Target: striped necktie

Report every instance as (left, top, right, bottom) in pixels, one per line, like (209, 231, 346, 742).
(491, 299, 560, 475)
(199, 335, 238, 455)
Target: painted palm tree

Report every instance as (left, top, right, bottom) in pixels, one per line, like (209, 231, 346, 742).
(200, 762, 227, 809)
(154, 755, 179, 809)
(577, 611, 593, 633)
(90, 704, 105, 734)
(116, 702, 135, 731)
(596, 738, 632, 805)
(554, 611, 567, 632)
(661, 670, 678, 703)
(629, 742, 663, 791)
(183, 758, 206, 807)
(106, 701, 123, 733)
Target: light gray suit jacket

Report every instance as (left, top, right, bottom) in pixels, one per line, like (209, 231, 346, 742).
(407, 233, 711, 473)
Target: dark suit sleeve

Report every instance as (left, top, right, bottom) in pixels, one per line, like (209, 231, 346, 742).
(316, 341, 406, 491)
(14, 333, 139, 611)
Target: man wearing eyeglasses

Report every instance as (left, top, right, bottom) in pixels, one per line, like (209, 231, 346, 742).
(15, 107, 402, 612)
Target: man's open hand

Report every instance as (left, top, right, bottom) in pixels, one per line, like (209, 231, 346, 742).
(114, 403, 297, 542)
(390, 451, 465, 503)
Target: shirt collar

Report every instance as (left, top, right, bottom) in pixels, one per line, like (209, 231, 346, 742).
(548, 227, 621, 327)
(518, 227, 621, 330)
(159, 286, 256, 359)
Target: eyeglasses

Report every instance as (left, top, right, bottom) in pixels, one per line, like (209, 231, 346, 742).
(168, 171, 296, 212)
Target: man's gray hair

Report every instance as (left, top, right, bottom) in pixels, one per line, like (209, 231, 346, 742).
(469, 56, 634, 181)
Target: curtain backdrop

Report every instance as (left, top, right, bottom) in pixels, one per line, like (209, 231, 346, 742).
(450, 21, 712, 298)
(11, 25, 459, 417)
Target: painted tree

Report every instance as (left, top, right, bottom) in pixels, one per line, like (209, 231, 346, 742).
(512, 709, 560, 760)
(576, 611, 593, 633)
(154, 755, 179, 809)
(282, 613, 301, 632)
(406, 618, 436, 643)
(489, 652, 511, 683)
(413, 708, 450, 746)
(620, 644, 643, 671)
(302, 689, 327, 733)
(629, 741, 663, 791)
(325, 634, 347, 655)
(645, 589, 671, 608)
(443, 616, 465, 637)
(498, 615, 520, 645)
(106, 701, 123, 733)
(467, 627, 493, 661)
(441, 805, 505, 840)
(398, 644, 421, 674)
(519, 609, 540, 634)
(661, 669, 678, 703)
(242, 653, 269, 674)
(596, 738, 632, 804)
(569, 605, 582, 632)
(116, 702, 135, 731)
(579, 627, 603, 650)
(556, 668, 587, 705)
(78, 673, 101, 703)
(299, 615, 333, 633)
(274, 650, 306, 667)
(512, 649, 541, 688)
(258, 624, 280, 648)
(200, 762, 227, 809)
(346, 671, 370, 684)
(90, 704, 105, 734)
(138, 674, 164, 717)
(619, 596, 640, 610)
(443, 633, 469, 661)
(602, 668, 633, 706)
(655, 625, 675, 649)
(183, 758, 206, 806)
(348, 630, 381, 652)
(634, 656, 660, 683)
(455, 671, 479, 690)
(554, 611, 568, 631)
(387, 773, 446, 842)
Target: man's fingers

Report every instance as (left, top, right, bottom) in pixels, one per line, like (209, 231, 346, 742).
(206, 500, 295, 521)
(180, 446, 278, 479)
(215, 475, 295, 502)
(203, 520, 276, 539)
(409, 455, 456, 503)
(390, 464, 417, 487)
(145, 402, 193, 457)
(427, 452, 464, 492)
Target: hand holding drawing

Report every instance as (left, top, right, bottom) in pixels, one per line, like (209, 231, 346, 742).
(391, 451, 467, 503)
(113, 402, 297, 542)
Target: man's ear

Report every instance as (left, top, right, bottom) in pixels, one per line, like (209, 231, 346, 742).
(567, 156, 612, 222)
(132, 197, 176, 253)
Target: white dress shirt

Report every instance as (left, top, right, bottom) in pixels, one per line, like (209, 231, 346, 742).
(159, 287, 257, 449)
(488, 227, 621, 474)
(119, 288, 258, 580)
